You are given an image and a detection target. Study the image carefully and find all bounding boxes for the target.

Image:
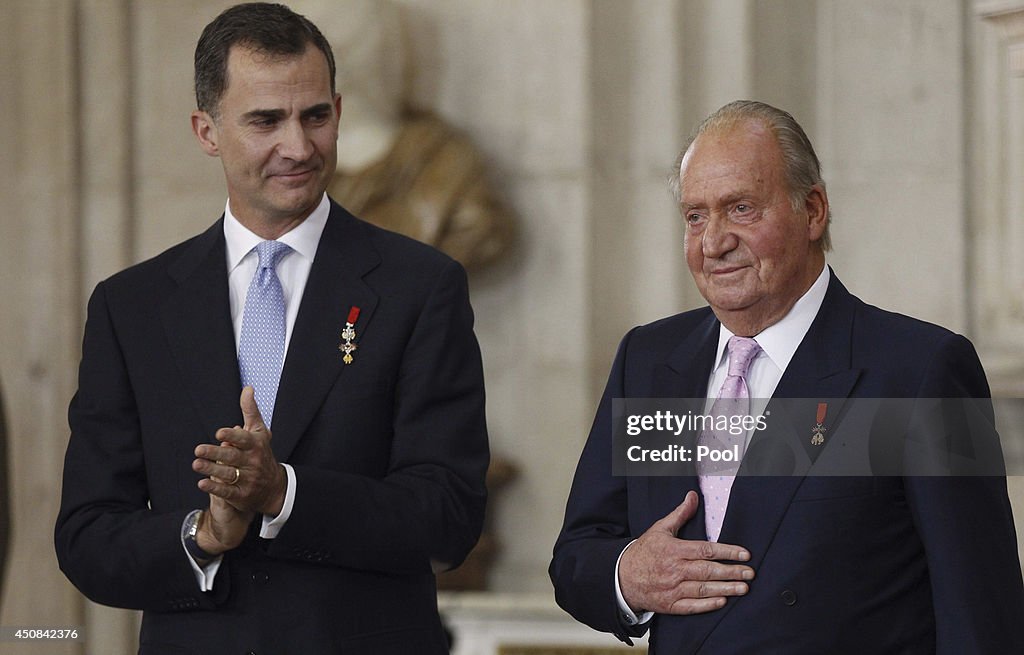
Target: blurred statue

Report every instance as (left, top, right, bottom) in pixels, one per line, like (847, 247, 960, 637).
(295, 0, 518, 590)
(297, 0, 515, 271)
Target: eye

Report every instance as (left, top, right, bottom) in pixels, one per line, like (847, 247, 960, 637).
(685, 212, 706, 227)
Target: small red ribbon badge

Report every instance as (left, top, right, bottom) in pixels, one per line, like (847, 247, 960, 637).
(811, 402, 827, 446)
(339, 306, 361, 364)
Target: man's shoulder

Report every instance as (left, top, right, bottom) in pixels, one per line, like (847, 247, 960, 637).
(848, 291, 966, 350)
(330, 201, 461, 281)
(99, 221, 222, 295)
(621, 306, 716, 355)
(636, 306, 715, 335)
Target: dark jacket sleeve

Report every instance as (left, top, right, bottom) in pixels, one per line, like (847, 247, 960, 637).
(903, 333, 1024, 654)
(55, 282, 230, 611)
(550, 329, 647, 644)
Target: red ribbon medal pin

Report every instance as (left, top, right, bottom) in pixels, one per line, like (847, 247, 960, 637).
(339, 306, 360, 365)
(811, 402, 827, 446)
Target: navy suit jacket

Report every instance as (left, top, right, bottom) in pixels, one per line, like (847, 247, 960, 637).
(56, 200, 489, 654)
(550, 272, 1024, 654)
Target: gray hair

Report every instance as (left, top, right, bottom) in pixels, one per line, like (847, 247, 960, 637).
(669, 100, 832, 252)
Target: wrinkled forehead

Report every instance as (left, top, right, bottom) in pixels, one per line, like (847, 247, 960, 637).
(682, 121, 782, 174)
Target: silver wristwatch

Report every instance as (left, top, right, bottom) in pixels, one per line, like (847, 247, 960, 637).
(182, 509, 217, 563)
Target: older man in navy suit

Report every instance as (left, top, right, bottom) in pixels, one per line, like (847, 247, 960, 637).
(55, 4, 487, 653)
(550, 100, 1023, 653)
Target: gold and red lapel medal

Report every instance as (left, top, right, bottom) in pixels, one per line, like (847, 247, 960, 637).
(339, 306, 360, 365)
(811, 402, 827, 446)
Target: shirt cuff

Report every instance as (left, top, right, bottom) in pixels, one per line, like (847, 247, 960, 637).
(260, 463, 296, 539)
(615, 539, 655, 626)
(182, 529, 223, 592)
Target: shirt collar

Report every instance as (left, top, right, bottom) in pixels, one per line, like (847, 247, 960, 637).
(712, 264, 830, 372)
(223, 193, 330, 272)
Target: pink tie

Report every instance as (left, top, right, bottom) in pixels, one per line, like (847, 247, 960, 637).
(698, 336, 762, 542)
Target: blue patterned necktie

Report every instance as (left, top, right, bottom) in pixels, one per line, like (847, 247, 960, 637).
(238, 240, 291, 428)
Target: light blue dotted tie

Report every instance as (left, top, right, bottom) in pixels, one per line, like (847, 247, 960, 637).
(238, 240, 291, 428)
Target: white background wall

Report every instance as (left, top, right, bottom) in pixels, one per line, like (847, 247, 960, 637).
(1, 1, 1022, 653)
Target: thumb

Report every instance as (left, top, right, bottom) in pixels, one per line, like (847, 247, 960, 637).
(656, 490, 699, 536)
(240, 386, 268, 434)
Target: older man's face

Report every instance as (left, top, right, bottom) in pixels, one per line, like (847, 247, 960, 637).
(679, 120, 827, 335)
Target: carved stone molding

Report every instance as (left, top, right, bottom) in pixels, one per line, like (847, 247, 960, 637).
(977, 1, 1024, 73)
(972, 1, 1024, 395)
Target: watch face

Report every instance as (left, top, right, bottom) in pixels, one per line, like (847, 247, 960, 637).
(182, 509, 201, 540)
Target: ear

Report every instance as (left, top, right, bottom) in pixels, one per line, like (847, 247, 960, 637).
(333, 92, 343, 135)
(191, 110, 220, 157)
(804, 184, 829, 242)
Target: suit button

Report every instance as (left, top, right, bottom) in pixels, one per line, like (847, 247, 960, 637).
(780, 589, 797, 606)
(252, 571, 269, 584)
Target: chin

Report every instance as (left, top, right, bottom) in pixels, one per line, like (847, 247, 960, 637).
(704, 289, 758, 313)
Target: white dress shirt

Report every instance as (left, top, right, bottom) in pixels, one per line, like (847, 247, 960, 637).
(186, 193, 330, 590)
(615, 265, 830, 625)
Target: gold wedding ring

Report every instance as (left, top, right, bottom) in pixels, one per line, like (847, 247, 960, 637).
(229, 466, 241, 486)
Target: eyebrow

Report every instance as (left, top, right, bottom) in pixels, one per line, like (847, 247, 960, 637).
(682, 192, 757, 210)
(240, 103, 334, 123)
(241, 109, 285, 123)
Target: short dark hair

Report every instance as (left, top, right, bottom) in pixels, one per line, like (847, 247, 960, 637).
(194, 2, 336, 119)
(670, 100, 833, 252)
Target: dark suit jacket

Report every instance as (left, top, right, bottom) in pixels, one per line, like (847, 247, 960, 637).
(550, 272, 1024, 654)
(56, 200, 489, 654)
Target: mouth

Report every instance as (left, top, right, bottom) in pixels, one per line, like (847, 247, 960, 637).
(268, 163, 321, 185)
(707, 265, 748, 277)
(273, 169, 314, 181)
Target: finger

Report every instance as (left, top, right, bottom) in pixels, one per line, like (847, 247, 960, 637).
(195, 443, 235, 461)
(198, 476, 243, 503)
(673, 579, 749, 599)
(215, 426, 255, 450)
(676, 538, 752, 564)
(654, 490, 699, 535)
(666, 596, 729, 616)
(192, 456, 242, 482)
(214, 426, 244, 447)
(195, 439, 246, 462)
(676, 557, 755, 582)
(240, 386, 269, 435)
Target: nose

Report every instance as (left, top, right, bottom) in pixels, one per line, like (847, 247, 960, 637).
(277, 119, 314, 162)
(701, 213, 738, 259)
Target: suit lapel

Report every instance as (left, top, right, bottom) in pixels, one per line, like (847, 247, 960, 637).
(649, 312, 719, 540)
(689, 273, 865, 648)
(270, 203, 381, 462)
(723, 273, 863, 545)
(160, 220, 242, 439)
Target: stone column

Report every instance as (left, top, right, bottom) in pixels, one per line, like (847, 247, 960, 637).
(0, 2, 84, 653)
(973, 0, 1024, 570)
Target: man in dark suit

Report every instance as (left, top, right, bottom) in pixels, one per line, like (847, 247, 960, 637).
(55, 4, 488, 653)
(550, 100, 1024, 653)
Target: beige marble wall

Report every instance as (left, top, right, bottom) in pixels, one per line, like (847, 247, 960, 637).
(1, 3, 84, 654)
(1, 2, 1022, 653)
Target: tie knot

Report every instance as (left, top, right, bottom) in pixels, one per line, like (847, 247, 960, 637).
(255, 240, 291, 270)
(726, 336, 761, 378)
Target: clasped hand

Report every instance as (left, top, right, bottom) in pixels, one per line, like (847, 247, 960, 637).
(619, 490, 755, 616)
(190, 386, 288, 554)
